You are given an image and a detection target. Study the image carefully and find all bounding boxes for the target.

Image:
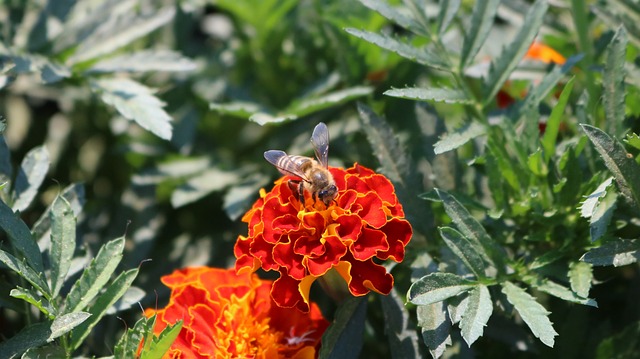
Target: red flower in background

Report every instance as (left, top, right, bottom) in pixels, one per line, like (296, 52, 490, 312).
(235, 164, 412, 312)
(144, 267, 328, 358)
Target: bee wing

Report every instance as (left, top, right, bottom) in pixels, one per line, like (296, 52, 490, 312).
(310, 122, 329, 168)
(264, 150, 310, 181)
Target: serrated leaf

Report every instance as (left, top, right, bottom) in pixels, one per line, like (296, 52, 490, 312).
(107, 286, 146, 315)
(437, 0, 461, 36)
(384, 87, 472, 104)
(541, 77, 575, 162)
(10, 287, 55, 318)
(223, 175, 270, 221)
(433, 122, 485, 155)
(0, 249, 50, 298)
(32, 183, 84, 242)
(483, 0, 549, 105)
(286, 86, 373, 118)
(21, 345, 66, 359)
(434, 189, 498, 272)
(603, 26, 627, 137)
(0, 137, 11, 188)
(459, 0, 501, 69)
(527, 277, 597, 307)
(114, 315, 152, 358)
(357, 0, 424, 35)
(357, 103, 409, 186)
(49, 196, 76, 297)
(171, 168, 239, 208)
(527, 149, 547, 176)
(446, 292, 469, 325)
(209, 101, 265, 119)
(68, 7, 175, 64)
(0, 200, 44, 273)
(501, 281, 558, 347)
(92, 78, 173, 140)
(625, 133, 640, 150)
(49, 312, 91, 341)
(0, 322, 51, 358)
(569, 261, 593, 298)
(344, 28, 450, 71)
(580, 177, 614, 218)
(581, 238, 640, 267)
(408, 272, 476, 305)
(319, 297, 367, 359)
(12, 146, 50, 212)
(439, 227, 487, 279)
(64, 237, 125, 314)
(140, 320, 183, 359)
(249, 112, 297, 125)
(416, 302, 451, 359)
(86, 50, 197, 74)
(71, 268, 139, 349)
(590, 186, 617, 242)
(581, 124, 640, 209)
(459, 285, 493, 346)
(380, 289, 421, 359)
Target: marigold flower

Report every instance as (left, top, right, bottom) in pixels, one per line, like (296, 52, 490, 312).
(144, 267, 329, 359)
(235, 164, 413, 312)
(525, 41, 566, 65)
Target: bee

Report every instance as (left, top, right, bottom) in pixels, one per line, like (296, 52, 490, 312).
(264, 122, 338, 207)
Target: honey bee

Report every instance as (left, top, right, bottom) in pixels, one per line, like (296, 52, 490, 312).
(264, 122, 338, 207)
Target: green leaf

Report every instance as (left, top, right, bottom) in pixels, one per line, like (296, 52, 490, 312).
(0, 137, 11, 189)
(22, 345, 66, 359)
(107, 286, 146, 315)
(86, 50, 197, 74)
(32, 183, 84, 242)
(357, 103, 410, 186)
(625, 133, 640, 150)
(384, 87, 472, 104)
(64, 237, 125, 314)
(285, 86, 373, 119)
(139, 320, 183, 359)
(569, 261, 593, 298)
(380, 289, 421, 359)
(580, 177, 614, 218)
(0, 322, 51, 358)
(71, 268, 139, 350)
(416, 302, 451, 359)
(483, 0, 549, 105)
(526, 277, 597, 307)
(434, 189, 498, 273)
(0, 249, 50, 298)
(437, 0, 461, 36)
(408, 272, 476, 305)
(49, 196, 76, 298)
(209, 101, 265, 119)
(446, 293, 469, 325)
(357, 0, 425, 35)
(12, 146, 49, 212)
(49, 312, 91, 341)
(344, 28, 449, 71)
(581, 124, 640, 209)
(433, 122, 485, 155)
(10, 287, 55, 318)
(114, 316, 152, 359)
(68, 7, 176, 64)
(459, 285, 493, 346)
(91, 78, 173, 140)
(581, 238, 640, 267)
(501, 281, 558, 347)
(459, 0, 501, 69)
(171, 168, 239, 208)
(0, 199, 44, 273)
(439, 227, 487, 279)
(527, 149, 548, 176)
(595, 321, 640, 359)
(603, 26, 627, 137)
(541, 77, 575, 162)
(590, 186, 617, 242)
(319, 297, 367, 359)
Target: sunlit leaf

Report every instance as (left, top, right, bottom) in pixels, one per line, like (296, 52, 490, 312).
(49, 312, 91, 341)
(569, 261, 593, 298)
(0, 200, 45, 273)
(408, 272, 476, 305)
(139, 320, 183, 359)
(580, 177, 614, 218)
(384, 87, 472, 104)
(49, 196, 76, 297)
(581, 238, 640, 267)
(86, 50, 197, 73)
(0, 249, 49, 297)
(319, 297, 367, 359)
(501, 281, 558, 347)
(437, 0, 461, 36)
(590, 187, 617, 242)
(625, 133, 640, 150)
(433, 122, 485, 155)
(10, 287, 55, 318)
(459, 0, 501, 69)
(91, 78, 173, 140)
(12, 146, 50, 212)
(357, 0, 425, 35)
(171, 168, 239, 208)
(439, 227, 487, 279)
(287, 86, 373, 118)
(416, 302, 451, 359)
(0, 322, 51, 358)
(459, 285, 493, 346)
(526, 276, 597, 307)
(380, 289, 421, 359)
(603, 26, 627, 136)
(541, 77, 575, 162)
(32, 183, 84, 243)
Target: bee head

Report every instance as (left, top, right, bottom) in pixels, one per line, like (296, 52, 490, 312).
(318, 185, 338, 206)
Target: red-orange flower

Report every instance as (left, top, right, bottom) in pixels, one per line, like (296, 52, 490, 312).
(144, 267, 329, 359)
(524, 41, 566, 65)
(235, 164, 412, 312)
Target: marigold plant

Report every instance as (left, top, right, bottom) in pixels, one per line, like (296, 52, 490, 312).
(235, 164, 412, 312)
(144, 267, 329, 358)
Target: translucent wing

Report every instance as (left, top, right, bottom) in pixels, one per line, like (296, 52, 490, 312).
(310, 122, 329, 168)
(264, 150, 310, 181)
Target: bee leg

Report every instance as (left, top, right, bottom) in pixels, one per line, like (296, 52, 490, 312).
(287, 180, 304, 205)
(298, 182, 305, 205)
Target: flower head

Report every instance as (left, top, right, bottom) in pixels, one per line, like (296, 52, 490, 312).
(144, 267, 328, 359)
(525, 41, 566, 65)
(235, 164, 412, 312)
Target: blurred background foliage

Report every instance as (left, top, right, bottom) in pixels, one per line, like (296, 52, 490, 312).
(1, 0, 640, 357)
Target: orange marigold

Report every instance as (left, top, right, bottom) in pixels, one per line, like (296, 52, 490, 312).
(144, 267, 329, 359)
(235, 164, 413, 312)
(525, 41, 566, 65)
